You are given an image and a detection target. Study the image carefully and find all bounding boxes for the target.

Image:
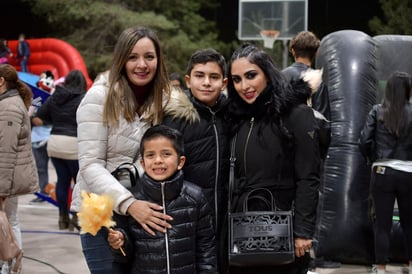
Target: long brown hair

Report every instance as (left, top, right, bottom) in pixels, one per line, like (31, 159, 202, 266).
(0, 64, 32, 108)
(103, 26, 170, 126)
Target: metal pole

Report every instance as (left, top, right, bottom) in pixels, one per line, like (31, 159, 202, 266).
(282, 40, 289, 69)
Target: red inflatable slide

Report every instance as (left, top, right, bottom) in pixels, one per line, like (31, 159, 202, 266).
(8, 38, 92, 88)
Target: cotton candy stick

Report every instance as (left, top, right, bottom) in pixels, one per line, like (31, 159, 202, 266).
(77, 191, 125, 256)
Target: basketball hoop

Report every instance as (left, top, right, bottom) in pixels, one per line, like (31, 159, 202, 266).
(260, 30, 280, 49)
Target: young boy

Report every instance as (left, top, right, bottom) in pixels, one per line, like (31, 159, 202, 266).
(108, 125, 217, 273)
(162, 48, 230, 273)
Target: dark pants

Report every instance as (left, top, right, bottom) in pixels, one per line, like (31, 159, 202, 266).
(371, 166, 412, 264)
(50, 157, 79, 213)
(32, 142, 49, 193)
(81, 228, 130, 274)
(20, 57, 28, 72)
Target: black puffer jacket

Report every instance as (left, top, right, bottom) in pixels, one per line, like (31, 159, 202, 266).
(359, 104, 412, 162)
(162, 90, 230, 233)
(119, 171, 217, 274)
(35, 84, 84, 137)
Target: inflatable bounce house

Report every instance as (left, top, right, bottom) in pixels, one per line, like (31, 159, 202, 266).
(7, 38, 92, 88)
(314, 30, 412, 265)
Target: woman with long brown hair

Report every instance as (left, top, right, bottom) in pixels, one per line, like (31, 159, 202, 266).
(70, 26, 172, 273)
(0, 64, 39, 273)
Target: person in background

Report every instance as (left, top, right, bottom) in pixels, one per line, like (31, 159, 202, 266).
(29, 70, 55, 204)
(282, 31, 331, 160)
(33, 70, 87, 230)
(162, 48, 230, 273)
(17, 33, 30, 73)
(0, 39, 12, 64)
(0, 64, 39, 274)
(282, 30, 330, 122)
(282, 31, 332, 270)
(169, 71, 185, 91)
(108, 125, 217, 273)
(225, 43, 320, 274)
(70, 26, 172, 274)
(359, 71, 412, 274)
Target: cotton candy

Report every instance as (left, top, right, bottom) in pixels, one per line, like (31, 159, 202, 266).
(77, 191, 116, 236)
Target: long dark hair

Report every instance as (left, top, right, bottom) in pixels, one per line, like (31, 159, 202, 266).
(225, 43, 305, 136)
(64, 69, 87, 93)
(380, 71, 412, 138)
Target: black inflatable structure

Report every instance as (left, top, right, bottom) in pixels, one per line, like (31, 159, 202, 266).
(313, 30, 412, 265)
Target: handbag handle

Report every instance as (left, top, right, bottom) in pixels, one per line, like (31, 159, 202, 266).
(243, 188, 276, 212)
(228, 135, 237, 212)
(111, 162, 139, 187)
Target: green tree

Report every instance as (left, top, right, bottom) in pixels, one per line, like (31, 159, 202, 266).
(22, 0, 232, 79)
(368, 0, 412, 35)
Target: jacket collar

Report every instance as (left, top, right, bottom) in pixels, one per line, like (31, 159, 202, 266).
(141, 170, 184, 202)
(0, 89, 19, 101)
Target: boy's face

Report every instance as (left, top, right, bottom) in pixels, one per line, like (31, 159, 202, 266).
(185, 62, 227, 107)
(141, 136, 185, 182)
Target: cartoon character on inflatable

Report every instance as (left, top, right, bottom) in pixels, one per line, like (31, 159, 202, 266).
(36, 70, 55, 93)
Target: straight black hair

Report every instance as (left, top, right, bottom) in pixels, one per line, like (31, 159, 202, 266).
(140, 125, 185, 157)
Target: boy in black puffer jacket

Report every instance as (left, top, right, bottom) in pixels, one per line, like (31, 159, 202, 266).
(162, 48, 230, 274)
(108, 125, 217, 274)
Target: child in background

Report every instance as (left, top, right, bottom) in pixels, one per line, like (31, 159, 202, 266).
(108, 125, 217, 273)
(0, 39, 12, 64)
(169, 72, 185, 91)
(162, 48, 230, 273)
(30, 70, 55, 204)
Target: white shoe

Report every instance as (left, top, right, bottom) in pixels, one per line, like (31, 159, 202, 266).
(371, 265, 385, 274)
(307, 271, 318, 274)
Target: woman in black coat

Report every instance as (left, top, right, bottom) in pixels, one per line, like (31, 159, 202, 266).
(225, 43, 321, 274)
(359, 71, 412, 274)
(34, 69, 86, 230)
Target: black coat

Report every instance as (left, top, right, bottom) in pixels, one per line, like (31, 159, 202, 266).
(231, 103, 320, 239)
(35, 85, 84, 137)
(282, 62, 331, 121)
(359, 103, 412, 162)
(282, 62, 331, 159)
(119, 171, 217, 274)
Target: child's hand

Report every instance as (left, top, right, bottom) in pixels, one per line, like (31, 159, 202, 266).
(108, 228, 124, 249)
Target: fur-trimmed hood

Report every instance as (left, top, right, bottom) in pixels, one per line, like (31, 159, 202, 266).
(164, 88, 200, 124)
(302, 68, 323, 95)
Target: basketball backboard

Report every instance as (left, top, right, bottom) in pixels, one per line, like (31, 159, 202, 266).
(238, 0, 308, 41)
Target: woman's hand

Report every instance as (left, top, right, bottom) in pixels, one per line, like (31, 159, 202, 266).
(127, 200, 173, 236)
(108, 228, 124, 250)
(294, 237, 312, 258)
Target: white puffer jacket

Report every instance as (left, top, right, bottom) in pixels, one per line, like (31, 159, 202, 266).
(70, 72, 151, 214)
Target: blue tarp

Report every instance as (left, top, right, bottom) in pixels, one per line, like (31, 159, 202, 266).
(18, 71, 50, 109)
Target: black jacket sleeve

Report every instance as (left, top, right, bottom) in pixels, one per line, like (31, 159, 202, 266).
(358, 105, 378, 163)
(286, 104, 320, 239)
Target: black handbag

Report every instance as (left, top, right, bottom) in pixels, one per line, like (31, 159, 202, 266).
(110, 162, 139, 265)
(111, 162, 139, 190)
(228, 136, 295, 267)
